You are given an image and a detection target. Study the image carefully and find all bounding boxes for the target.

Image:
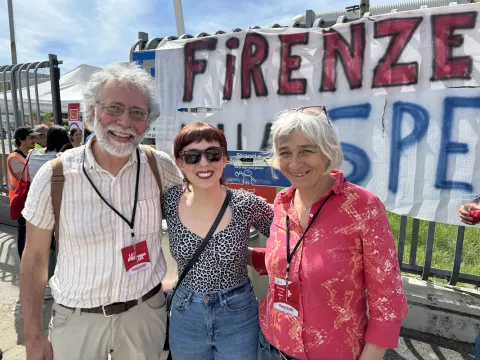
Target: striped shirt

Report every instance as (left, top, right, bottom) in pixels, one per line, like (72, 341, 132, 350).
(22, 140, 183, 308)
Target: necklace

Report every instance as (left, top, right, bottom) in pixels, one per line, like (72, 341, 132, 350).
(293, 197, 311, 213)
(295, 192, 317, 214)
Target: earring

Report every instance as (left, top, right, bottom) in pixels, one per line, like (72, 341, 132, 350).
(182, 173, 188, 182)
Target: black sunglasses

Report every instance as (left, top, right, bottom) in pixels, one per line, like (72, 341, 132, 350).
(179, 147, 225, 165)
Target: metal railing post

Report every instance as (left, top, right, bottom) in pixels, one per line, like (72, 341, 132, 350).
(48, 54, 62, 125)
(17, 63, 30, 126)
(25, 62, 39, 127)
(34, 61, 48, 124)
(409, 218, 420, 266)
(449, 226, 465, 286)
(0, 102, 8, 189)
(421, 222, 436, 281)
(397, 215, 408, 267)
(2, 65, 14, 153)
(10, 63, 22, 128)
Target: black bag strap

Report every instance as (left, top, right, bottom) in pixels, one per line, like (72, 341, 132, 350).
(171, 188, 232, 296)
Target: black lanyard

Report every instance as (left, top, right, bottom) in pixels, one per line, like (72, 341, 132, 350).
(285, 191, 335, 278)
(82, 148, 141, 246)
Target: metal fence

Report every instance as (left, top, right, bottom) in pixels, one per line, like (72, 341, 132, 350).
(0, 54, 62, 192)
(396, 216, 479, 287)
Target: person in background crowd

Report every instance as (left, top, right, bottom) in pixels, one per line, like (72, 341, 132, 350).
(28, 126, 71, 182)
(33, 124, 49, 149)
(26, 125, 71, 300)
(59, 143, 74, 153)
(84, 128, 92, 143)
(70, 127, 83, 147)
(164, 122, 273, 360)
(458, 205, 480, 360)
(250, 106, 408, 360)
(20, 62, 183, 360)
(7, 126, 40, 259)
(86, 130, 95, 143)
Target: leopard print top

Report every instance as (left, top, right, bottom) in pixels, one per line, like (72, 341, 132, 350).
(163, 185, 273, 292)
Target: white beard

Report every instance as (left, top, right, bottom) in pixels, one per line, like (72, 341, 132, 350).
(94, 115, 147, 158)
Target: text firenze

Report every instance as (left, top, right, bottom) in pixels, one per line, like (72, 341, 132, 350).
(183, 12, 477, 102)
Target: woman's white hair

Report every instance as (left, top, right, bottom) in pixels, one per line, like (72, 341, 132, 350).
(267, 110, 343, 173)
(82, 62, 160, 129)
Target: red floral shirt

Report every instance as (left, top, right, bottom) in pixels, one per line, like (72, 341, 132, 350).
(252, 170, 408, 360)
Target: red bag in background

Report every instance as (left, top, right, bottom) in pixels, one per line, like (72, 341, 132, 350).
(10, 155, 31, 220)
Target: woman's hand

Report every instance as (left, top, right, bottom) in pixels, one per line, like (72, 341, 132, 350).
(248, 247, 268, 275)
(359, 343, 387, 360)
(459, 204, 480, 225)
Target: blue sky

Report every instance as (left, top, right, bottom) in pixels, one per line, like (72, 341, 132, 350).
(0, 0, 393, 75)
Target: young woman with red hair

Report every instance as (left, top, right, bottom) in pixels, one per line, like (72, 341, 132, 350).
(163, 122, 273, 360)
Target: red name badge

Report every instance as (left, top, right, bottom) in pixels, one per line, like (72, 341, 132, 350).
(121, 240, 151, 276)
(273, 277, 300, 317)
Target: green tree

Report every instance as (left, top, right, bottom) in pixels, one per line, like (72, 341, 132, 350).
(24, 112, 70, 128)
(24, 111, 55, 125)
(24, 111, 39, 125)
(41, 112, 53, 124)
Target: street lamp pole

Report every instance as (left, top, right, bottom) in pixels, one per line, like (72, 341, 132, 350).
(173, 0, 186, 37)
(7, 0, 18, 64)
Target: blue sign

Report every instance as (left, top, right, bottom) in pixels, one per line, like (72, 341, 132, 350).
(132, 51, 156, 77)
(224, 151, 291, 187)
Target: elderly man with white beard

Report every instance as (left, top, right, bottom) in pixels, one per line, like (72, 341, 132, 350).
(20, 63, 183, 360)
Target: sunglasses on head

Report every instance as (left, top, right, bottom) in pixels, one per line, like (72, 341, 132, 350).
(179, 147, 225, 165)
(277, 106, 330, 123)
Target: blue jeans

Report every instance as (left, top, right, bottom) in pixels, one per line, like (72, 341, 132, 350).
(169, 281, 259, 360)
(475, 330, 480, 360)
(257, 331, 298, 360)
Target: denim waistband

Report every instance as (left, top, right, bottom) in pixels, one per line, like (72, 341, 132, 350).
(175, 281, 253, 304)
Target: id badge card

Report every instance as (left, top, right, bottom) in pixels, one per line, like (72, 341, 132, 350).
(121, 240, 151, 276)
(273, 277, 300, 317)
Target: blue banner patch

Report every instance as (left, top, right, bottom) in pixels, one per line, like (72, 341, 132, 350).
(224, 151, 291, 187)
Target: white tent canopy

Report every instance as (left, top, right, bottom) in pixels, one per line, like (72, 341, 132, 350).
(1, 64, 102, 116)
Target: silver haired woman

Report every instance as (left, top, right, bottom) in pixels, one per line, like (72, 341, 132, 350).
(249, 106, 408, 360)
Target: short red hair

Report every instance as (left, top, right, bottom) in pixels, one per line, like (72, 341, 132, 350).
(174, 122, 229, 159)
(173, 122, 229, 185)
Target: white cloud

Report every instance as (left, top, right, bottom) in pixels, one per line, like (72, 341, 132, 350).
(0, 0, 155, 71)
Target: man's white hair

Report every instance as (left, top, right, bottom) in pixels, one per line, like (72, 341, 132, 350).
(267, 110, 343, 172)
(82, 62, 160, 129)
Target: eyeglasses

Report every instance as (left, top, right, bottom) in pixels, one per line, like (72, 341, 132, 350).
(97, 102, 149, 121)
(179, 147, 225, 165)
(276, 106, 330, 123)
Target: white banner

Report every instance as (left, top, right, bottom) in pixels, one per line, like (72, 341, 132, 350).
(154, 3, 480, 225)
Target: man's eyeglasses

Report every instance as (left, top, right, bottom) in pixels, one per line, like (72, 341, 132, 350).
(97, 102, 149, 122)
(276, 106, 330, 124)
(179, 147, 225, 165)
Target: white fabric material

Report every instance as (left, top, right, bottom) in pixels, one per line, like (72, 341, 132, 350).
(22, 141, 183, 307)
(153, 3, 480, 226)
